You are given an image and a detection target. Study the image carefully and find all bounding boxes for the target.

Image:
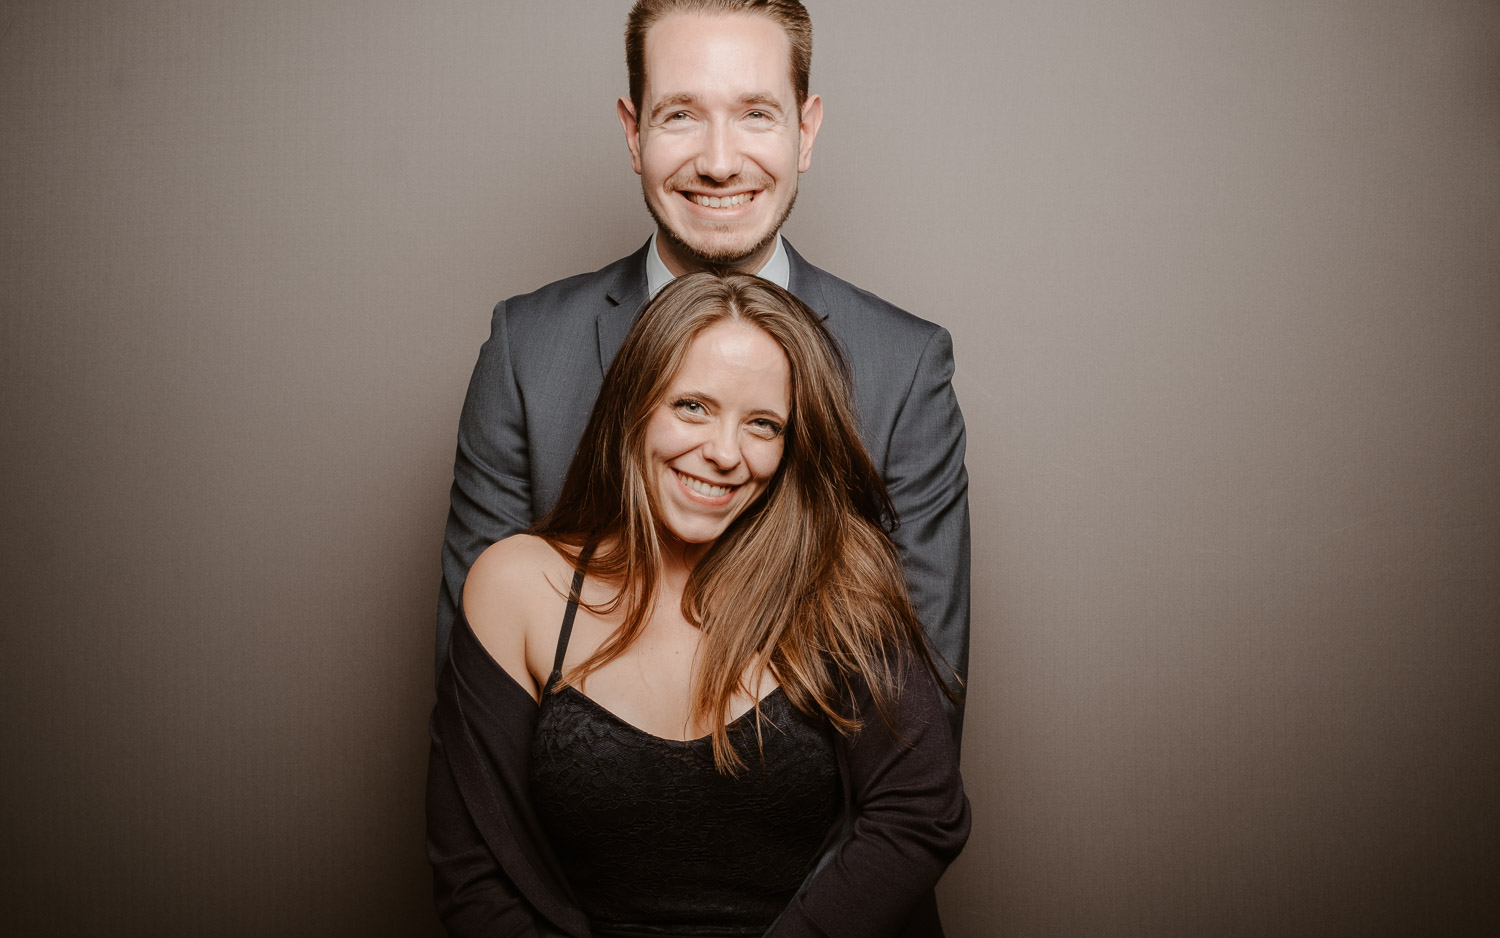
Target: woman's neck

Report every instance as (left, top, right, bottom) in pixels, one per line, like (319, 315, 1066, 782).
(657, 538, 704, 597)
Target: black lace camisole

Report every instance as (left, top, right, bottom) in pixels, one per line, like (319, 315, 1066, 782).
(530, 561, 841, 938)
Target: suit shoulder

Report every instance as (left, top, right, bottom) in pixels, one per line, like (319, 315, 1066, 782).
(496, 249, 645, 327)
(799, 259, 948, 344)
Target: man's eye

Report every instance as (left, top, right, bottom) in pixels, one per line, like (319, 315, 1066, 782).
(668, 111, 690, 121)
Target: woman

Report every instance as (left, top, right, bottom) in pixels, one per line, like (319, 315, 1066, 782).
(427, 272, 969, 938)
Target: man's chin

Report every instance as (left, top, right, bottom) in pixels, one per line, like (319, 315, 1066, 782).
(659, 226, 778, 272)
(647, 192, 796, 273)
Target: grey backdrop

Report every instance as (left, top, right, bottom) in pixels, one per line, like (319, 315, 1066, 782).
(2, 1, 1497, 935)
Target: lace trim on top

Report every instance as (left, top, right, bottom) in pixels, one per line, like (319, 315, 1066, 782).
(529, 553, 839, 936)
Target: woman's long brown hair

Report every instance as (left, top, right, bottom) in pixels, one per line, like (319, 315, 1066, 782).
(533, 271, 951, 771)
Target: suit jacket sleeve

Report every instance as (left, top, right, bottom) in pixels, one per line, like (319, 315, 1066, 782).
(883, 326, 971, 740)
(767, 655, 971, 938)
(437, 299, 535, 678)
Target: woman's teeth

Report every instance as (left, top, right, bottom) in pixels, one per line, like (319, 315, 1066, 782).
(677, 471, 732, 497)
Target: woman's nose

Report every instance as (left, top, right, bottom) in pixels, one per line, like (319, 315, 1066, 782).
(700, 426, 741, 470)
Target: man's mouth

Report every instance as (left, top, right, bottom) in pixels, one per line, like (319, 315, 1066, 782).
(685, 191, 755, 209)
(674, 469, 735, 498)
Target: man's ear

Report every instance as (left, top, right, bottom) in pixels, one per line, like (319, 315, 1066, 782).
(618, 96, 644, 176)
(797, 93, 823, 173)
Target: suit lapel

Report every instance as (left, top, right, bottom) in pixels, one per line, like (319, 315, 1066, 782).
(596, 241, 651, 375)
(784, 239, 833, 322)
(598, 239, 828, 376)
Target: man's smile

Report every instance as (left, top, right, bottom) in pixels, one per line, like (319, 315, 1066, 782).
(684, 191, 756, 209)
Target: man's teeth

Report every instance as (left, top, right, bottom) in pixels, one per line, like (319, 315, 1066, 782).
(678, 472, 732, 497)
(689, 192, 753, 208)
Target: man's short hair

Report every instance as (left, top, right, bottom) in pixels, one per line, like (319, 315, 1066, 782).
(625, 0, 813, 114)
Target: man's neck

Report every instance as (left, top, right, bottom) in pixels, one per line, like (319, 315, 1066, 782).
(646, 231, 789, 298)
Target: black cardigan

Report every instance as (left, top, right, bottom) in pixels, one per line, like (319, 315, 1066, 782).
(426, 615, 971, 938)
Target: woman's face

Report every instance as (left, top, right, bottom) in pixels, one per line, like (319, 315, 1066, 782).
(644, 320, 791, 554)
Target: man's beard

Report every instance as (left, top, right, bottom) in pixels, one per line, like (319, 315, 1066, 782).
(645, 186, 799, 272)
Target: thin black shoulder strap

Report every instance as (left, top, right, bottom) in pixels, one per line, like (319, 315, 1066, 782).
(547, 544, 595, 690)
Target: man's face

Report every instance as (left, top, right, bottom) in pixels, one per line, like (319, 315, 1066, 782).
(619, 12, 822, 276)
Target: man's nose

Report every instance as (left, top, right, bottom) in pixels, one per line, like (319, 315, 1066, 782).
(695, 121, 742, 182)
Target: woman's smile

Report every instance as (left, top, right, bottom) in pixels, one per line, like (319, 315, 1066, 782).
(672, 468, 739, 501)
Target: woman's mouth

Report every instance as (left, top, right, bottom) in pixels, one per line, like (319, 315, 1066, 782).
(674, 469, 735, 498)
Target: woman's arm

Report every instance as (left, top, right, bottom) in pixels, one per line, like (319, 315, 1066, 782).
(427, 537, 587, 938)
(427, 706, 544, 938)
(768, 655, 971, 938)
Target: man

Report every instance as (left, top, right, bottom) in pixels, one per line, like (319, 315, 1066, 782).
(438, 0, 969, 739)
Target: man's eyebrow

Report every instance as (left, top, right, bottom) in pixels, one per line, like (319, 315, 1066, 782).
(648, 92, 786, 120)
(738, 92, 784, 111)
(649, 93, 699, 119)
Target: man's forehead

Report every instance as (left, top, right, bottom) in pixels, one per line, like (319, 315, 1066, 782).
(640, 11, 793, 99)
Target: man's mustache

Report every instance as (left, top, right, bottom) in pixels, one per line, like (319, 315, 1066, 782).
(665, 173, 775, 193)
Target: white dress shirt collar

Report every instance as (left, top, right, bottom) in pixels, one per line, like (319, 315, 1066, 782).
(645, 232, 790, 299)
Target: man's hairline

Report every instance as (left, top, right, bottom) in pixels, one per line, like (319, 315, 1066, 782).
(628, 8, 808, 117)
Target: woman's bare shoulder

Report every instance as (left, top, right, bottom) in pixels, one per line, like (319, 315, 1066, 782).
(468, 532, 568, 586)
(462, 534, 575, 694)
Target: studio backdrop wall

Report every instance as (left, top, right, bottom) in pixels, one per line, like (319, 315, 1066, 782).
(2, 1, 1497, 935)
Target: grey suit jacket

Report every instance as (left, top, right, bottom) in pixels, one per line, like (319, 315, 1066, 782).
(437, 240, 970, 738)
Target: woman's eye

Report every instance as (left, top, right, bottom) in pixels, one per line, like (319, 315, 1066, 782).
(674, 399, 705, 415)
(751, 418, 783, 436)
